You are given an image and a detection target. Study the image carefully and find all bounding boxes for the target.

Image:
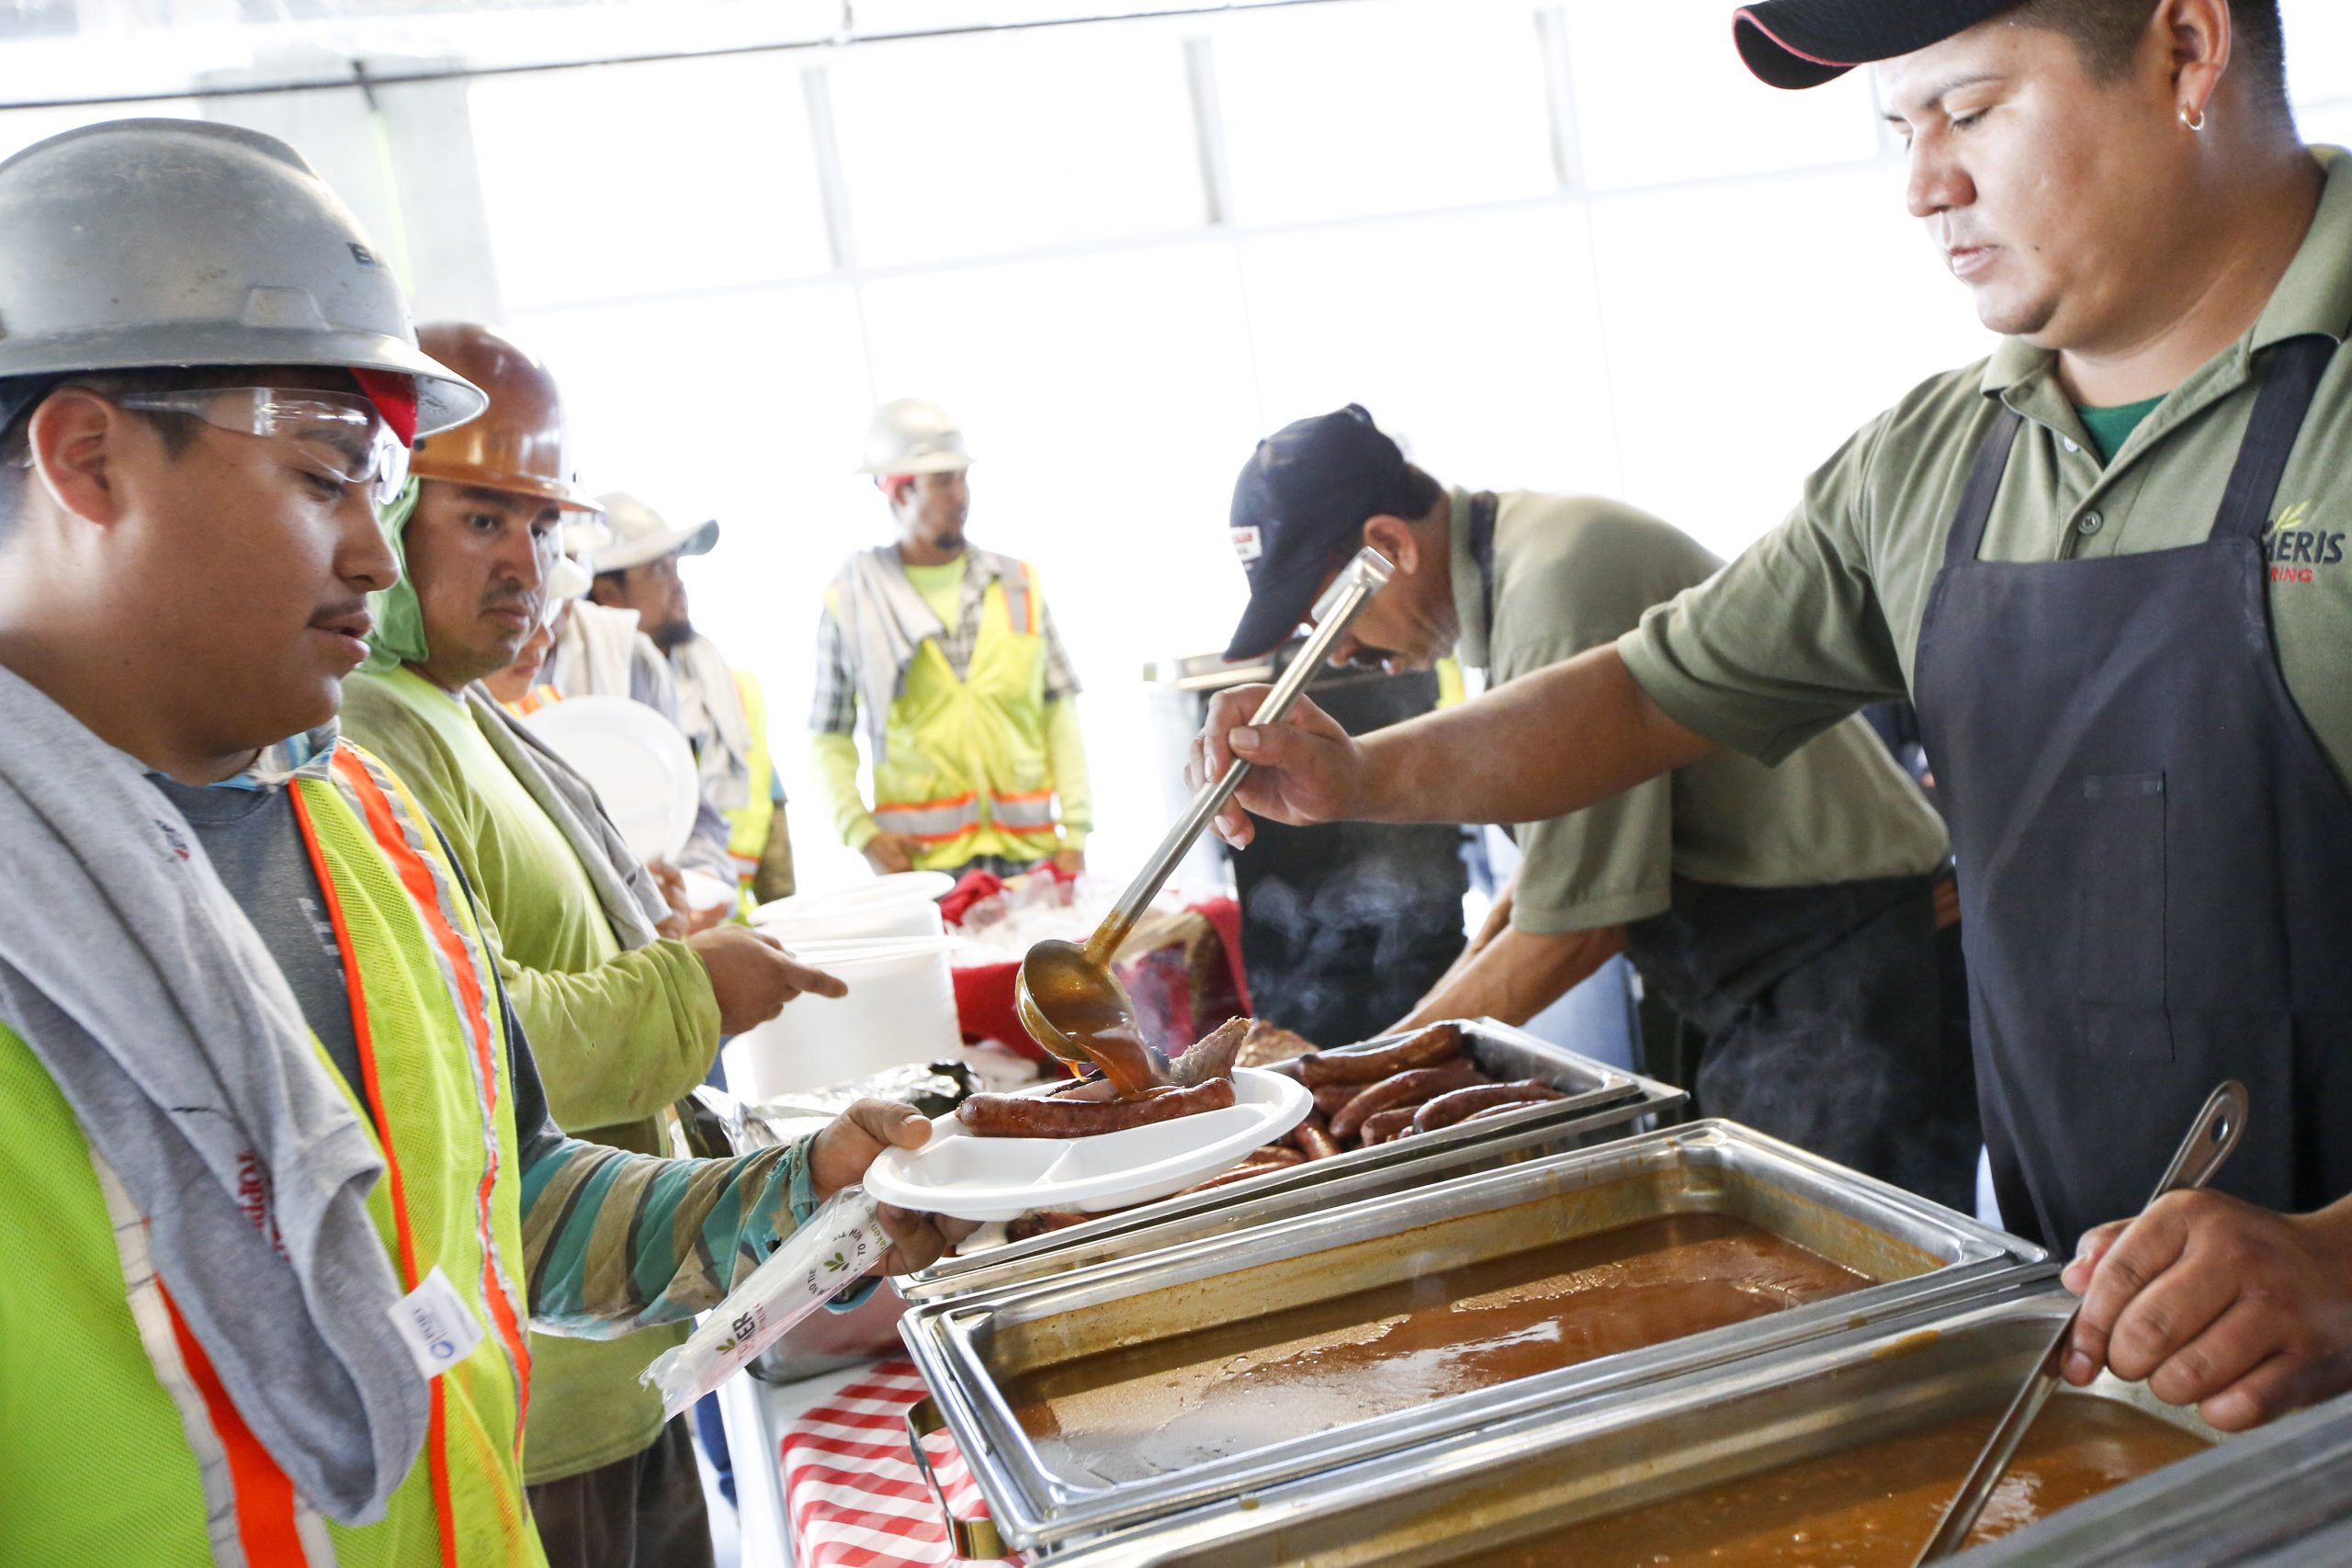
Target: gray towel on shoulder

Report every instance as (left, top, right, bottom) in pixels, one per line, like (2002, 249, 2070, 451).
(0, 663, 425, 1523)
(830, 545, 944, 766)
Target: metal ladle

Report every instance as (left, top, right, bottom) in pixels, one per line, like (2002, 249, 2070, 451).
(1016, 547, 1396, 1086)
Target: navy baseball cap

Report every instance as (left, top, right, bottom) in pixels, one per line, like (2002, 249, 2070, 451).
(1223, 405, 1416, 661)
(1735, 0, 2024, 90)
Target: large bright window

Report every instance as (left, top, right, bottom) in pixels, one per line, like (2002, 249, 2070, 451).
(1586, 161, 1989, 558)
(827, 26, 1209, 266)
(1564, 0, 1883, 190)
(469, 53, 832, 309)
(1214, 0, 1558, 226)
(1239, 203, 1622, 499)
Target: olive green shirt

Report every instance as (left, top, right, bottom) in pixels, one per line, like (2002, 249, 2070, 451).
(1622, 147, 2352, 786)
(1451, 489, 1950, 936)
(342, 666, 722, 1483)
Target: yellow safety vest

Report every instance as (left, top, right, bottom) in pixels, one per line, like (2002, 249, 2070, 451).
(849, 566, 1062, 872)
(0, 744, 541, 1568)
(503, 684, 562, 718)
(724, 668, 775, 898)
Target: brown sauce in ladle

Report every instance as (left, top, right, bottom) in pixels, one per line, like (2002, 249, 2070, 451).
(1019, 925, 1164, 1098)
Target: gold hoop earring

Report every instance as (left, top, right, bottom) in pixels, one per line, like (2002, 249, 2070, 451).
(2180, 103, 2208, 133)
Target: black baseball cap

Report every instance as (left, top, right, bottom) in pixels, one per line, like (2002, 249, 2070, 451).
(1223, 405, 1415, 661)
(1734, 0, 2024, 90)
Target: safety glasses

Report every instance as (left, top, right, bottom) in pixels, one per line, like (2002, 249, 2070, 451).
(114, 386, 412, 505)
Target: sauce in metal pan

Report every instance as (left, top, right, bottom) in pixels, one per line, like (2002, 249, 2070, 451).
(1010, 1213, 1871, 1486)
(1446, 1395, 2211, 1566)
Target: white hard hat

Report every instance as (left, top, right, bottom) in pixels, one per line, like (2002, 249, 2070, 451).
(546, 553, 594, 603)
(857, 397, 974, 477)
(560, 516, 613, 560)
(589, 491, 718, 573)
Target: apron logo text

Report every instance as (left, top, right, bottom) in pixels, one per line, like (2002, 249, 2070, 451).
(2266, 502, 2341, 582)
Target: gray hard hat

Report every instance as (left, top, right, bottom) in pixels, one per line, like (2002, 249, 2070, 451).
(0, 118, 483, 435)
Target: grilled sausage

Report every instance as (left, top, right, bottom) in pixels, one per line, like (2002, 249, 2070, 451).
(1327, 1063, 1490, 1143)
(1287, 1111, 1344, 1161)
(1410, 1079, 1561, 1134)
(1313, 1082, 1362, 1118)
(961, 1077, 1238, 1138)
(1358, 1106, 1420, 1145)
(1297, 1022, 1464, 1087)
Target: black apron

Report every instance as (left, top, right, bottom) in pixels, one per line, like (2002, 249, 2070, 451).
(1469, 493, 1979, 1209)
(1624, 874, 1978, 1213)
(1913, 334, 2352, 1250)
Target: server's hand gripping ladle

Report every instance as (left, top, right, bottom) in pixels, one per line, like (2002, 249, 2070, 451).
(1910, 1079, 2250, 1563)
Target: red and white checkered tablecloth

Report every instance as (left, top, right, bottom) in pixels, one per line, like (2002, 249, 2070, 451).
(778, 1359, 1016, 1567)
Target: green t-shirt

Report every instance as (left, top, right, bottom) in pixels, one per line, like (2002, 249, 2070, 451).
(902, 554, 968, 630)
(1621, 146, 2352, 792)
(2077, 395, 2164, 465)
(1449, 490, 1950, 936)
(340, 665, 722, 1483)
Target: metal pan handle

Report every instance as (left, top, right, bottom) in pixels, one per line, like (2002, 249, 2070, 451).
(2149, 1079, 2249, 1201)
(906, 1395, 1007, 1562)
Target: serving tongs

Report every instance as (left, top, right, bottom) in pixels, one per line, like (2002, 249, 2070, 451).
(1015, 547, 1396, 1076)
(1909, 1079, 2249, 1563)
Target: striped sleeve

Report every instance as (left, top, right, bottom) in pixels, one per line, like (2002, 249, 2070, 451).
(1037, 595, 1082, 701)
(515, 1131, 821, 1337)
(809, 600, 859, 736)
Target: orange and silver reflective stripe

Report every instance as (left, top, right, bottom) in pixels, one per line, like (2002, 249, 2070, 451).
(290, 766, 458, 1568)
(873, 790, 981, 844)
(989, 787, 1057, 831)
(96, 1155, 335, 1567)
(506, 685, 561, 718)
(997, 566, 1037, 637)
(322, 750, 533, 1412)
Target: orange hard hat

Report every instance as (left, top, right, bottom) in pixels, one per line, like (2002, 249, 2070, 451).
(408, 321, 600, 513)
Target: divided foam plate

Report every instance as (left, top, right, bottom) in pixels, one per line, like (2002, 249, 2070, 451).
(864, 1068, 1312, 1223)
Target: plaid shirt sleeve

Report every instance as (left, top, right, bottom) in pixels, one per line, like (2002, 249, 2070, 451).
(809, 599, 858, 735)
(1038, 593, 1082, 702)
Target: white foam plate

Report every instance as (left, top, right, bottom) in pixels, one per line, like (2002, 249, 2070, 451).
(863, 1067, 1312, 1223)
(679, 869, 736, 912)
(520, 695, 699, 864)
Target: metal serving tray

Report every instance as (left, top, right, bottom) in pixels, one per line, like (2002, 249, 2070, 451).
(899, 1020, 1681, 1306)
(900, 1121, 2048, 1555)
(1961, 1386, 2352, 1568)
(1032, 1285, 2212, 1567)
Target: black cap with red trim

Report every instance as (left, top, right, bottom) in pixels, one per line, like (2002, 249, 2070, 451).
(1734, 0, 2024, 90)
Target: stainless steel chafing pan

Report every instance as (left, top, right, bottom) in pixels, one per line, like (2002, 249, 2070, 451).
(901, 1120, 2049, 1555)
(900, 1020, 1682, 1307)
(1032, 1285, 2220, 1567)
